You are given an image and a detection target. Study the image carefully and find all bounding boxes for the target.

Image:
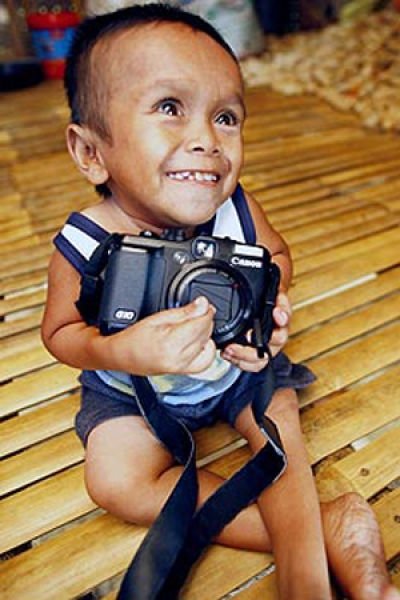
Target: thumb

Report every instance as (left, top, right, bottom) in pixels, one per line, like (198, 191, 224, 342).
(151, 296, 212, 324)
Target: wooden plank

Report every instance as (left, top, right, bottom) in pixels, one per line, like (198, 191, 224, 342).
(0, 513, 144, 600)
(241, 174, 324, 197)
(320, 158, 400, 185)
(291, 267, 400, 335)
(318, 428, 400, 501)
(0, 465, 95, 555)
(0, 393, 80, 458)
(373, 489, 400, 563)
(291, 215, 399, 265)
(243, 146, 400, 184)
(181, 545, 271, 600)
(234, 572, 278, 599)
(0, 233, 41, 254)
(0, 288, 46, 317)
(282, 205, 389, 244)
(303, 367, 400, 463)
(298, 321, 400, 407)
(269, 196, 371, 230)
(0, 509, 271, 600)
(0, 309, 43, 339)
(257, 181, 333, 210)
(0, 431, 83, 497)
(291, 242, 399, 305)
(0, 363, 79, 418)
(293, 226, 400, 275)
(0, 269, 48, 296)
(287, 292, 400, 363)
(0, 254, 50, 281)
(0, 342, 54, 382)
(0, 240, 51, 271)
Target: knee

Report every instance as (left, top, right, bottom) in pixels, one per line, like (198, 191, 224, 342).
(85, 466, 156, 524)
(268, 387, 299, 421)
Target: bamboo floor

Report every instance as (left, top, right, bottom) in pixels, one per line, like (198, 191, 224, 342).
(0, 80, 399, 599)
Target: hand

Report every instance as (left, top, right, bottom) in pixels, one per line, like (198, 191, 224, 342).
(220, 292, 292, 372)
(108, 296, 217, 376)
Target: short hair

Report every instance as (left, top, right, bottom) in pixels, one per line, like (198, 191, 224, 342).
(64, 3, 238, 197)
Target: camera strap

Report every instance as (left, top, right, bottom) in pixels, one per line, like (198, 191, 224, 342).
(75, 233, 123, 326)
(117, 365, 287, 600)
(75, 232, 287, 598)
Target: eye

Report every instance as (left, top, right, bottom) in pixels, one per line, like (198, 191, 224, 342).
(215, 111, 240, 127)
(156, 98, 183, 117)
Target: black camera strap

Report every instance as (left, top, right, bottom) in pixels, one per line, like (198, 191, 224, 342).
(75, 233, 288, 598)
(75, 233, 123, 326)
(117, 364, 287, 600)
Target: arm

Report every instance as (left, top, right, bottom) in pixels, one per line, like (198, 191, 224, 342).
(246, 192, 292, 293)
(41, 249, 217, 376)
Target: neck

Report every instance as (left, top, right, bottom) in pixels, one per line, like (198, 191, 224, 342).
(108, 196, 196, 237)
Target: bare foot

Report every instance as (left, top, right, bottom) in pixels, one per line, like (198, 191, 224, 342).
(321, 493, 400, 600)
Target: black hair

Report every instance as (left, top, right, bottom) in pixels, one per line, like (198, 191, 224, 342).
(64, 3, 238, 197)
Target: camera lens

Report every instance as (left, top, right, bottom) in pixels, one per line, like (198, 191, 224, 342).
(167, 261, 253, 346)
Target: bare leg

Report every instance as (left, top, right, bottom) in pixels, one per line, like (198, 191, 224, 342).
(235, 388, 331, 600)
(84, 410, 399, 600)
(84, 414, 271, 550)
(321, 494, 400, 600)
(235, 389, 399, 600)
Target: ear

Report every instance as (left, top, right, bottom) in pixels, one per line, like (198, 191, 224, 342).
(66, 124, 109, 186)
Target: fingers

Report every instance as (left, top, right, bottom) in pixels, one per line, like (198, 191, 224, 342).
(269, 325, 289, 351)
(221, 343, 269, 372)
(220, 291, 293, 371)
(273, 292, 292, 328)
(143, 297, 217, 373)
(150, 296, 213, 324)
(186, 339, 217, 373)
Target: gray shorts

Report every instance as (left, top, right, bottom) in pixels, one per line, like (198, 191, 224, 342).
(75, 353, 315, 446)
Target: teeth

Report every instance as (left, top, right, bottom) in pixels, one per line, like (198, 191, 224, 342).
(167, 171, 218, 182)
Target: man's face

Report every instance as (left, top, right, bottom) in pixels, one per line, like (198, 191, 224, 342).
(93, 22, 245, 230)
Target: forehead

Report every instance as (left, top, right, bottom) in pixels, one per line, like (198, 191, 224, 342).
(94, 22, 243, 99)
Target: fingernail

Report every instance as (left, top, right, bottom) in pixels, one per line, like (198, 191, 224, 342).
(193, 296, 208, 314)
(277, 309, 288, 324)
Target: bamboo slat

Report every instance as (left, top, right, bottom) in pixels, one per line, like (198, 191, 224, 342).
(0, 75, 399, 600)
(0, 393, 80, 458)
(303, 367, 400, 464)
(0, 431, 83, 497)
(299, 321, 400, 406)
(318, 428, 400, 500)
(0, 363, 79, 418)
(291, 267, 400, 334)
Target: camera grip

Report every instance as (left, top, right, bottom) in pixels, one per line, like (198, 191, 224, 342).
(250, 263, 280, 358)
(261, 263, 281, 344)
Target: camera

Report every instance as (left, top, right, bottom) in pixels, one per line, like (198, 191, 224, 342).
(97, 231, 280, 355)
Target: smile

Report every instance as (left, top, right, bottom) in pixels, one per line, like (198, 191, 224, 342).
(166, 170, 220, 183)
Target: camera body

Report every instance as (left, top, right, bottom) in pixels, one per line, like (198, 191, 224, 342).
(98, 231, 280, 351)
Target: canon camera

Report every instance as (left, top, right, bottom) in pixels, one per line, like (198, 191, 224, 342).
(96, 231, 280, 357)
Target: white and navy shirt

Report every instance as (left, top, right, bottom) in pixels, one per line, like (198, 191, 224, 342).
(54, 184, 257, 408)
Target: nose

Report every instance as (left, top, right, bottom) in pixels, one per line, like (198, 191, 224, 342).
(186, 120, 221, 156)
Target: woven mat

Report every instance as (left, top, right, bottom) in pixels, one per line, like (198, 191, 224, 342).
(241, 8, 400, 132)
